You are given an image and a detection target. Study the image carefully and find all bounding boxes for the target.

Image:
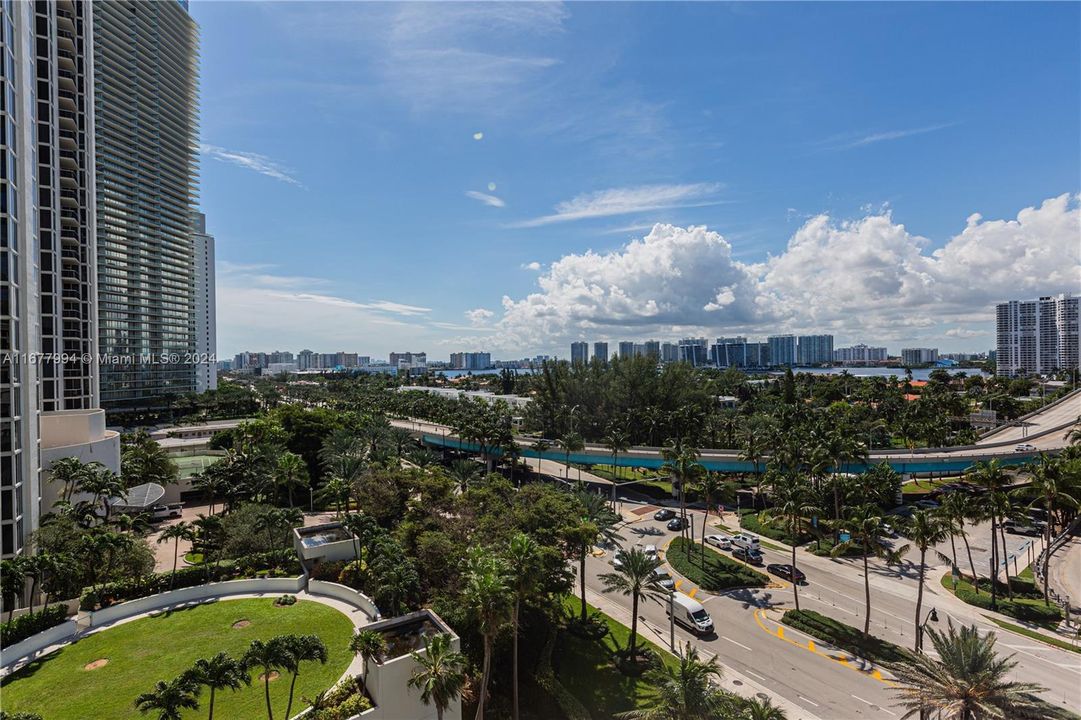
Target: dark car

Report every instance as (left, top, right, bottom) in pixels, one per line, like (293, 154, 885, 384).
(666, 517, 689, 531)
(654, 508, 676, 521)
(733, 547, 764, 565)
(766, 563, 806, 583)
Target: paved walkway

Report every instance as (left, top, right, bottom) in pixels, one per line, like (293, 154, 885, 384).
(1048, 534, 1081, 615)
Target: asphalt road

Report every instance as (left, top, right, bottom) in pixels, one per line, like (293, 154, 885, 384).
(584, 507, 1081, 718)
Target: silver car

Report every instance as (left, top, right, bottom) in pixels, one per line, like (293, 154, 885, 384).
(705, 534, 732, 550)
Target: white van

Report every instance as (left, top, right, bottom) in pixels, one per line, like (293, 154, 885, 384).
(666, 592, 713, 635)
(731, 533, 760, 553)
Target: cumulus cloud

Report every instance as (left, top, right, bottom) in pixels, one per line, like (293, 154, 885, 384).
(465, 190, 506, 207)
(200, 144, 303, 186)
(472, 194, 1080, 353)
(510, 183, 723, 228)
(465, 308, 495, 326)
(522, 261, 542, 271)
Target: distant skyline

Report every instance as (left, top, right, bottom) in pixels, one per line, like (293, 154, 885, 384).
(193, 2, 1081, 358)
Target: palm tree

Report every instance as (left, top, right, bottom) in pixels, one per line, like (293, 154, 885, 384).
(937, 492, 980, 593)
(76, 463, 124, 521)
(506, 533, 539, 720)
(274, 452, 309, 508)
(408, 633, 468, 720)
(695, 472, 725, 564)
(1018, 455, 1079, 606)
(890, 622, 1046, 720)
(463, 546, 513, 720)
(134, 675, 202, 720)
(739, 697, 788, 720)
(559, 431, 585, 484)
(569, 491, 623, 621)
(598, 547, 666, 661)
(739, 426, 767, 495)
(662, 445, 703, 541)
(907, 510, 949, 652)
(184, 652, 250, 720)
(758, 478, 818, 611)
(448, 459, 481, 493)
(243, 637, 289, 720)
(617, 643, 725, 720)
(604, 428, 631, 482)
(46, 456, 90, 505)
(528, 438, 551, 475)
(349, 628, 388, 681)
(316, 476, 352, 517)
(967, 460, 1008, 609)
(1, 557, 27, 621)
(280, 634, 328, 720)
(156, 521, 194, 590)
(831, 504, 904, 636)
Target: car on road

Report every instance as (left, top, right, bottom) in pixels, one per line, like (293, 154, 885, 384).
(733, 547, 764, 565)
(705, 534, 732, 550)
(652, 567, 675, 589)
(667, 592, 713, 635)
(766, 563, 806, 583)
(913, 499, 940, 510)
(653, 508, 676, 521)
(151, 503, 184, 520)
(1014, 443, 1037, 452)
(667, 517, 689, 531)
(731, 533, 761, 553)
(1003, 520, 1041, 537)
(881, 523, 898, 538)
(641, 544, 659, 559)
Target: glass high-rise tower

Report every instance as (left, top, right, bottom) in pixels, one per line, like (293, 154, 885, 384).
(92, 0, 200, 407)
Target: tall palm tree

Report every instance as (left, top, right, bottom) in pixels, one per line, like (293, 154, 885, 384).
(617, 643, 725, 720)
(758, 478, 819, 612)
(281, 634, 328, 720)
(907, 510, 949, 652)
(598, 547, 666, 661)
(349, 628, 388, 682)
(890, 622, 1046, 720)
(739, 426, 767, 495)
(448, 459, 481, 493)
(739, 697, 788, 720)
(1018, 455, 1079, 606)
(46, 456, 90, 505)
(506, 533, 539, 720)
(662, 445, 703, 541)
(184, 652, 250, 720)
(243, 637, 289, 720)
(408, 633, 468, 720)
(831, 504, 904, 636)
(695, 472, 725, 564)
(463, 546, 513, 720)
(134, 675, 202, 720)
(604, 428, 631, 482)
(559, 431, 585, 484)
(529, 438, 551, 474)
(157, 521, 194, 589)
(316, 476, 351, 518)
(274, 452, 309, 508)
(569, 491, 623, 621)
(967, 460, 1008, 609)
(937, 493, 980, 593)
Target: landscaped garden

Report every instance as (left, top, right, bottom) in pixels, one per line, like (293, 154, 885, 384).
(939, 573, 1062, 626)
(665, 537, 768, 591)
(0, 598, 354, 720)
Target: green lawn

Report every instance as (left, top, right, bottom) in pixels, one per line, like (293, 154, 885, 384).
(781, 609, 911, 664)
(1, 598, 354, 720)
(983, 616, 1081, 654)
(555, 597, 675, 718)
(900, 477, 954, 495)
(585, 464, 660, 483)
(939, 573, 1062, 627)
(666, 537, 768, 591)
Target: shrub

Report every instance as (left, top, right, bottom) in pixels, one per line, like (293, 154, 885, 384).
(0, 604, 69, 646)
(666, 537, 768, 591)
(221, 503, 296, 558)
(781, 609, 911, 664)
(337, 560, 365, 589)
(955, 588, 1062, 624)
(739, 511, 812, 546)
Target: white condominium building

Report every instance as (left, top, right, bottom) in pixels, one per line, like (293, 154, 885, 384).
(996, 294, 1080, 377)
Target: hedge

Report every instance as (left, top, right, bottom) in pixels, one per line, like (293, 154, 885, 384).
(781, 609, 911, 664)
(666, 537, 768, 591)
(0, 604, 68, 647)
(80, 550, 300, 610)
(738, 511, 812, 546)
(955, 587, 1062, 625)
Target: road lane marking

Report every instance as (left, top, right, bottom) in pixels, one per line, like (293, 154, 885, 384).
(722, 636, 751, 651)
(852, 695, 874, 706)
(745, 669, 768, 682)
(798, 696, 820, 707)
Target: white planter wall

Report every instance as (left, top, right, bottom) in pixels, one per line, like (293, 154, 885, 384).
(308, 580, 381, 620)
(0, 619, 78, 670)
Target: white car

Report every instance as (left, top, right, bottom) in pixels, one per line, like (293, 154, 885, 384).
(652, 567, 675, 589)
(640, 544, 658, 559)
(1014, 443, 1037, 452)
(705, 534, 732, 550)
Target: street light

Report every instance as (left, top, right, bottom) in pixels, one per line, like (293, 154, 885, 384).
(916, 607, 938, 653)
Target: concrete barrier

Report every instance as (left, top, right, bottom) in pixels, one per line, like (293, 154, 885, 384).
(0, 619, 78, 670)
(88, 576, 305, 627)
(308, 580, 381, 620)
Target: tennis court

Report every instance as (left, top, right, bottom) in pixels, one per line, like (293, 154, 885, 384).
(173, 454, 224, 478)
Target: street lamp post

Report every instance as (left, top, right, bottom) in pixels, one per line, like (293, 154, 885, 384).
(668, 590, 676, 651)
(916, 606, 938, 653)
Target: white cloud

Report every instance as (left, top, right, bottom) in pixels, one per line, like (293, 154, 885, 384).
(465, 308, 495, 326)
(465, 190, 506, 208)
(510, 183, 723, 228)
(200, 144, 303, 186)
(522, 261, 542, 271)
(817, 123, 959, 152)
(475, 194, 1081, 353)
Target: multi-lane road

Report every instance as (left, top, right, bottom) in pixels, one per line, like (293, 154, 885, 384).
(581, 506, 1081, 719)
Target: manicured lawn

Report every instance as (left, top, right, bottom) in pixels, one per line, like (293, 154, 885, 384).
(1, 598, 354, 720)
(666, 537, 768, 591)
(983, 616, 1081, 654)
(781, 609, 911, 664)
(555, 597, 674, 718)
(586, 464, 660, 482)
(939, 573, 1062, 627)
(736, 510, 810, 548)
(900, 477, 953, 495)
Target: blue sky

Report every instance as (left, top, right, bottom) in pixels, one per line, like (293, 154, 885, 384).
(192, 1, 1081, 360)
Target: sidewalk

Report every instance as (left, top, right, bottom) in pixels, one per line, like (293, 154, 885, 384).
(577, 580, 824, 720)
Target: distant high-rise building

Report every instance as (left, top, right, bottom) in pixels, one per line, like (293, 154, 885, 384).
(192, 213, 217, 393)
(901, 348, 939, 366)
(643, 340, 661, 359)
(661, 342, 680, 363)
(678, 338, 709, 367)
(834, 344, 888, 364)
(618, 341, 635, 359)
(797, 335, 834, 365)
(2, 0, 120, 557)
(297, 350, 315, 370)
(570, 342, 588, 365)
(390, 352, 427, 370)
(996, 294, 1080, 377)
(450, 352, 492, 370)
(767, 335, 798, 367)
(93, 0, 200, 407)
(593, 342, 609, 364)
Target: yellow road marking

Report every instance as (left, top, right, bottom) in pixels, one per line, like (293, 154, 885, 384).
(688, 587, 698, 599)
(675, 579, 684, 590)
